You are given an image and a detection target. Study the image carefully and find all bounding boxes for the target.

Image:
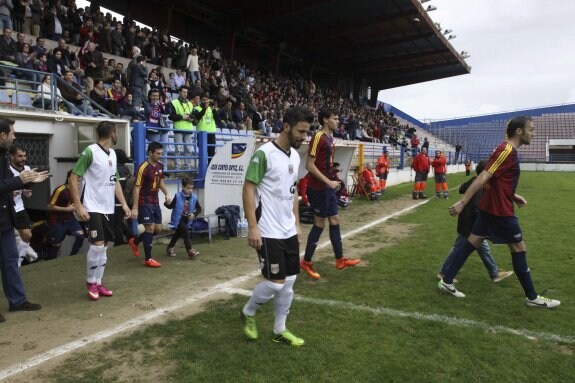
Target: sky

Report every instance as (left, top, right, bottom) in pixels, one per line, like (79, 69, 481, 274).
(377, 0, 575, 121)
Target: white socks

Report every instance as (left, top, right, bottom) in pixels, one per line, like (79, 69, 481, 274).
(87, 244, 106, 284)
(242, 275, 297, 334)
(243, 279, 284, 316)
(273, 275, 296, 334)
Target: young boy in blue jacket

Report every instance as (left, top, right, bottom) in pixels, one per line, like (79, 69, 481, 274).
(165, 177, 201, 258)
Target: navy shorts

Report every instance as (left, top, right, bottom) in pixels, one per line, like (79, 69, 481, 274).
(414, 172, 428, 182)
(138, 204, 162, 225)
(379, 172, 388, 181)
(86, 212, 115, 243)
(471, 210, 523, 244)
(307, 188, 338, 218)
(257, 235, 300, 280)
(434, 173, 446, 183)
(47, 219, 84, 244)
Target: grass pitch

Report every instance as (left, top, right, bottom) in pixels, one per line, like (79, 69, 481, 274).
(24, 172, 575, 382)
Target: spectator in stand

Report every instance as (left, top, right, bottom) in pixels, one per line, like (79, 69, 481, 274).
(82, 42, 104, 94)
(30, 36, 46, 56)
(168, 86, 195, 170)
(15, 42, 36, 82)
(0, 27, 17, 62)
(411, 147, 430, 200)
(67, 1, 82, 44)
(14, 31, 25, 52)
(107, 78, 124, 102)
(90, 79, 120, 117)
(233, 101, 251, 131)
(34, 57, 48, 82)
(45, 2, 64, 41)
(410, 134, 420, 157)
(47, 48, 66, 76)
(112, 62, 127, 88)
(432, 150, 449, 199)
(454, 143, 462, 164)
(119, 93, 144, 121)
(173, 68, 185, 89)
(58, 70, 93, 115)
(186, 46, 200, 83)
(145, 88, 167, 143)
(193, 94, 217, 160)
(0, 0, 13, 30)
(217, 99, 236, 130)
(174, 40, 186, 69)
(30, 0, 42, 38)
(128, 55, 147, 108)
(160, 34, 173, 68)
(110, 22, 124, 56)
(55, 38, 83, 78)
(33, 73, 61, 109)
(422, 137, 429, 153)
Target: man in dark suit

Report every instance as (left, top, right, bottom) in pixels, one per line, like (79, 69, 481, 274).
(0, 118, 49, 322)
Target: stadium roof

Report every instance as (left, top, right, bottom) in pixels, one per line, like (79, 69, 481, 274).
(100, 0, 470, 90)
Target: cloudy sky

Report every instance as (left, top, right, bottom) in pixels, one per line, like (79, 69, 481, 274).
(377, 0, 575, 121)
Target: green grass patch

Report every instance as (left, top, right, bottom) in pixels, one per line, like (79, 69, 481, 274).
(36, 172, 575, 382)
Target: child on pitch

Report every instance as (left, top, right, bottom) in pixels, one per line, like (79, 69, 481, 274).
(164, 176, 201, 258)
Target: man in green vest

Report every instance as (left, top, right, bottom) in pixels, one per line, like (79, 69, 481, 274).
(193, 94, 217, 161)
(168, 86, 196, 170)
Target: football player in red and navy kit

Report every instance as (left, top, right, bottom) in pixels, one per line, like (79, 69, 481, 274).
(300, 107, 360, 279)
(440, 116, 560, 308)
(130, 141, 171, 268)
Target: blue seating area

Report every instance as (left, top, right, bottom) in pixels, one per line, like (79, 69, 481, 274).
(426, 104, 575, 162)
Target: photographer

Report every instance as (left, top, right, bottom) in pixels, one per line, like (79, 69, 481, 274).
(192, 94, 217, 161)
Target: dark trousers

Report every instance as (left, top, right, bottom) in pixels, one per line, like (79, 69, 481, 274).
(168, 220, 191, 251)
(0, 229, 27, 306)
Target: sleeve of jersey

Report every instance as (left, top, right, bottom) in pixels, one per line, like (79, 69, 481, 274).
(48, 187, 62, 206)
(135, 163, 147, 186)
(244, 150, 267, 185)
(308, 132, 323, 157)
(72, 147, 93, 177)
(486, 144, 512, 176)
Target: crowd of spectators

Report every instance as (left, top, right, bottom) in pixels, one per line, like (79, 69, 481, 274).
(0, 0, 418, 143)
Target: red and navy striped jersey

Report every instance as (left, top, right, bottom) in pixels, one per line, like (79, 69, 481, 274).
(479, 141, 520, 217)
(307, 131, 334, 190)
(135, 160, 164, 205)
(48, 184, 74, 224)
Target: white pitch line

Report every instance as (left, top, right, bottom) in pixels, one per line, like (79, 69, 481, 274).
(0, 199, 427, 381)
(224, 287, 575, 344)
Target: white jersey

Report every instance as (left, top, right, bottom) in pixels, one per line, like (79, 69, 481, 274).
(244, 141, 300, 239)
(10, 164, 30, 213)
(73, 143, 118, 214)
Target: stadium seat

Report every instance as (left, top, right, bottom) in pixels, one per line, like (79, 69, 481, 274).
(0, 89, 11, 104)
(16, 93, 33, 107)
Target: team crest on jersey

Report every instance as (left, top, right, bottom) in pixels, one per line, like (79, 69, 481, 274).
(270, 263, 280, 274)
(91, 230, 98, 238)
(288, 164, 293, 174)
(232, 143, 247, 159)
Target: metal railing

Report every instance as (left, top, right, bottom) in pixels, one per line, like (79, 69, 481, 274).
(0, 63, 115, 118)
